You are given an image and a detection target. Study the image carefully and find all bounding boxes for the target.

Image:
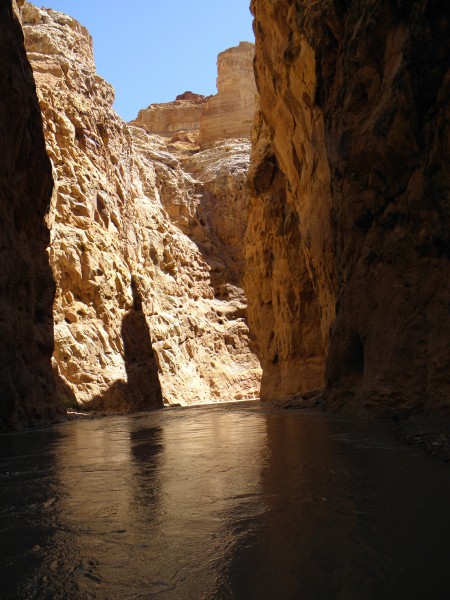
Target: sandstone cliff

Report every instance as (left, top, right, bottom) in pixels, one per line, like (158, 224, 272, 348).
(247, 0, 450, 415)
(132, 43, 257, 150)
(23, 3, 260, 410)
(199, 42, 257, 148)
(0, 0, 63, 429)
(130, 91, 208, 137)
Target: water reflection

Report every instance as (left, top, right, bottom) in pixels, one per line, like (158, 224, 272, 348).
(151, 410, 268, 597)
(54, 420, 144, 596)
(216, 413, 450, 599)
(1, 405, 450, 599)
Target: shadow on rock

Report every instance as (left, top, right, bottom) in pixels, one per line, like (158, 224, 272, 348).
(0, 4, 64, 429)
(93, 278, 163, 412)
(53, 365, 78, 410)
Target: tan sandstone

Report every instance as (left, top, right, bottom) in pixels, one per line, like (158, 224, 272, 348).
(22, 3, 260, 411)
(130, 91, 209, 137)
(199, 42, 257, 148)
(132, 42, 257, 150)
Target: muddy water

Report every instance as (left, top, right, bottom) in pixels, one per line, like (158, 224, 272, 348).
(1, 402, 449, 599)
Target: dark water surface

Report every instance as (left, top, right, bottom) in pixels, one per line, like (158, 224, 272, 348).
(1, 402, 449, 599)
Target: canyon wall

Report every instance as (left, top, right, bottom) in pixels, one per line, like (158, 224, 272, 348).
(0, 1, 63, 429)
(247, 0, 450, 414)
(23, 3, 260, 410)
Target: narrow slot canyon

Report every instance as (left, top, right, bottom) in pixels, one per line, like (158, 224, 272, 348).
(1, 1, 450, 598)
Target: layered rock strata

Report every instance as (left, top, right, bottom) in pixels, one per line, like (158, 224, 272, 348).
(247, 0, 450, 415)
(132, 43, 257, 149)
(0, 1, 63, 429)
(199, 42, 257, 147)
(23, 3, 260, 410)
(130, 91, 208, 137)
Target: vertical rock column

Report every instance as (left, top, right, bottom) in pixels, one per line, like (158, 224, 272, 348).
(199, 42, 257, 147)
(0, 0, 61, 429)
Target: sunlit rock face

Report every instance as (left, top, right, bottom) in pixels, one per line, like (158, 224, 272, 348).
(132, 42, 257, 150)
(247, 0, 450, 414)
(199, 42, 257, 148)
(0, 1, 63, 429)
(130, 91, 209, 138)
(23, 3, 260, 409)
(126, 130, 261, 405)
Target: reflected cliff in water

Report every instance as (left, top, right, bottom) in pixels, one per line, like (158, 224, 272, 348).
(1, 404, 450, 599)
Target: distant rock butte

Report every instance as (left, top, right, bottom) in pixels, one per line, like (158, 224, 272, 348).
(131, 42, 257, 148)
(199, 42, 257, 148)
(130, 92, 209, 137)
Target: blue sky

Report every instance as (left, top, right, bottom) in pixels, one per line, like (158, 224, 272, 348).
(41, 1, 254, 121)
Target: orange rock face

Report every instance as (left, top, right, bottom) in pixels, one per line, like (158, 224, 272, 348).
(0, 1, 63, 429)
(247, 0, 450, 414)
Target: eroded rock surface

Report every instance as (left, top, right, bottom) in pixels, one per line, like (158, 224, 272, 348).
(0, 0, 63, 429)
(23, 3, 260, 410)
(247, 0, 450, 414)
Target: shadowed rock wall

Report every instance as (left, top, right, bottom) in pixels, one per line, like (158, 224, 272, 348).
(247, 0, 450, 415)
(0, 1, 63, 429)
